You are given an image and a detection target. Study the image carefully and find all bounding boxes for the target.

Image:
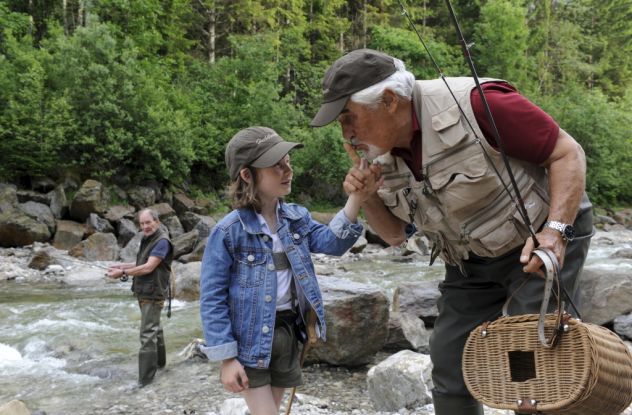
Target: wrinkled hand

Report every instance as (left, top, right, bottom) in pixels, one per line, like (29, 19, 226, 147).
(106, 267, 124, 279)
(342, 143, 383, 202)
(520, 229, 567, 276)
(220, 358, 249, 393)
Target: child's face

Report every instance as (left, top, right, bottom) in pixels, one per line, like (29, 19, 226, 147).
(255, 154, 293, 200)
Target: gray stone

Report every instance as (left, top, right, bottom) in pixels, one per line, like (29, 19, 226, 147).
(18, 201, 56, 233)
(172, 193, 195, 215)
(0, 183, 18, 213)
(0, 399, 31, 415)
(68, 232, 120, 261)
(163, 215, 184, 239)
(147, 202, 176, 221)
(614, 313, 632, 340)
(53, 220, 85, 250)
(0, 210, 51, 247)
(70, 180, 108, 222)
(103, 205, 135, 223)
(117, 218, 137, 247)
(172, 229, 199, 259)
(85, 213, 114, 235)
(120, 232, 143, 262)
(306, 276, 390, 366)
(611, 248, 632, 259)
(385, 312, 431, 353)
(580, 266, 632, 325)
(179, 237, 208, 263)
(173, 261, 201, 301)
(48, 184, 68, 219)
(16, 189, 51, 205)
(392, 280, 441, 327)
(367, 350, 433, 412)
(126, 186, 155, 209)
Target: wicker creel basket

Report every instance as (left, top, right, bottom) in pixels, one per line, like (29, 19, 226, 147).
(462, 248, 632, 415)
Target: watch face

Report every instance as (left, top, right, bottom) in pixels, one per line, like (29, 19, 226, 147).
(564, 225, 575, 240)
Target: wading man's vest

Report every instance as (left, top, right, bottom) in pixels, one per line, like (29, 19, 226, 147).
(376, 77, 550, 267)
(132, 228, 173, 300)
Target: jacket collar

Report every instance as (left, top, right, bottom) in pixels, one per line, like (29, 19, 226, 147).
(237, 201, 301, 235)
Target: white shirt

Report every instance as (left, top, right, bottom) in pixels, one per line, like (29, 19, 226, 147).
(255, 210, 294, 311)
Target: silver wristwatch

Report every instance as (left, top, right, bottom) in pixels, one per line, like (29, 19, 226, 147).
(544, 220, 575, 242)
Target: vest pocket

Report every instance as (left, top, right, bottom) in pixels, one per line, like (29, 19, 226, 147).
(427, 105, 468, 156)
(379, 189, 413, 224)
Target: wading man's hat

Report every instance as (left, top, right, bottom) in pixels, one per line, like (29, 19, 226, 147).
(310, 49, 397, 127)
(225, 126, 303, 180)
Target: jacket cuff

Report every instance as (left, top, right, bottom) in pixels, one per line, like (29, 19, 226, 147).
(331, 209, 364, 238)
(200, 341, 238, 362)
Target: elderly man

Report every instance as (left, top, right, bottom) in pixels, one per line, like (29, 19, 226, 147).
(108, 208, 173, 387)
(311, 49, 593, 415)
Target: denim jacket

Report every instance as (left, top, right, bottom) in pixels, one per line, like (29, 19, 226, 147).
(199, 201, 363, 368)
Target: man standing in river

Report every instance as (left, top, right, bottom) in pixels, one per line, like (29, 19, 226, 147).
(311, 49, 593, 415)
(108, 208, 173, 387)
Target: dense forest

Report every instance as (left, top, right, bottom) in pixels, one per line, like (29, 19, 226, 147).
(0, 0, 630, 207)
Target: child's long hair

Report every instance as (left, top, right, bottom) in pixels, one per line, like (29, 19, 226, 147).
(227, 167, 262, 211)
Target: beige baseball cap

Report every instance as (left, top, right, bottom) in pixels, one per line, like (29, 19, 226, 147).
(225, 126, 303, 180)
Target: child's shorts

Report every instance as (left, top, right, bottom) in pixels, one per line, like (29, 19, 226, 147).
(244, 310, 303, 389)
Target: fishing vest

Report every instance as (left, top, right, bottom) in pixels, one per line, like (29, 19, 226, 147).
(131, 227, 173, 300)
(376, 77, 550, 266)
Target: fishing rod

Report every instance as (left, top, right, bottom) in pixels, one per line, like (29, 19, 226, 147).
(48, 253, 129, 281)
(395, 0, 539, 247)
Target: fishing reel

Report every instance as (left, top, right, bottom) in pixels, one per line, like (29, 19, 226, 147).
(120, 272, 129, 282)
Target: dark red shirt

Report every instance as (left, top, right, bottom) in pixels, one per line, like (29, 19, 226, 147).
(392, 82, 559, 181)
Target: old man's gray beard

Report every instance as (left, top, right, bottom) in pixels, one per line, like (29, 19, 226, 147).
(351, 140, 388, 161)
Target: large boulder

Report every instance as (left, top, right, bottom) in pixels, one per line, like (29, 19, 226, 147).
(126, 186, 155, 209)
(172, 229, 199, 259)
(48, 184, 68, 219)
(580, 265, 632, 325)
(366, 350, 434, 412)
(172, 192, 195, 215)
(392, 280, 441, 327)
(53, 220, 85, 250)
(120, 232, 143, 262)
(172, 261, 202, 301)
(306, 277, 389, 366)
(18, 201, 56, 233)
(69, 180, 108, 222)
(0, 183, 18, 213)
(117, 218, 137, 247)
(0, 400, 31, 415)
(0, 210, 51, 247)
(85, 213, 114, 236)
(68, 232, 120, 261)
(384, 311, 431, 353)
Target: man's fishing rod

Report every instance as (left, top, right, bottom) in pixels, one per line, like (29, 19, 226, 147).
(47, 253, 129, 281)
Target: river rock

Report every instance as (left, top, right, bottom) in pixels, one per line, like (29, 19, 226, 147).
(179, 237, 208, 263)
(28, 249, 55, 270)
(0, 183, 18, 213)
(366, 350, 433, 412)
(68, 232, 120, 261)
(126, 186, 156, 209)
(120, 232, 143, 262)
(172, 193, 195, 215)
(16, 189, 51, 205)
(0, 210, 51, 247)
(147, 202, 176, 220)
(53, 220, 86, 250)
(70, 180, 108, 222)
(117, 218, 138, 247)
(349, 235, 367, 254)
(86, 213, 114, 235)
(19, 201, 56, 233)
(0, 400, 30, 415)
(580, 265, 632, 325)
(103, 205, 135, 223)
(306, 276, 389, 366)
(48, 184, 68, 219)
(614, 313, 632, 340)
(220, 398, 249, 415)
(392, 280, 441, 327)
(384, 311, 431, 353)
(163, 215, 185, 239)
(610, 248, 632, 259)
(173, 230, 199, 259)
(173, 261, 202, 301)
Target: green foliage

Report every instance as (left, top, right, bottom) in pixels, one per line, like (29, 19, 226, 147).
(0, 0, 630, 207)
(536, 87, 632, 205)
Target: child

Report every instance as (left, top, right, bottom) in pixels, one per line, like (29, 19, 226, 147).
(199, 126, 365, 414)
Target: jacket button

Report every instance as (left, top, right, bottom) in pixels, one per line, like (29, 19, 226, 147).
(262, 235, 269, 242)
(262, 325, 270, 334)
(265, 295, 272, 302)
(247, 254, 255, 262)
(267, 263, 275, 271)
(293, 233, 300, 240)
(257, 359, 264, 367)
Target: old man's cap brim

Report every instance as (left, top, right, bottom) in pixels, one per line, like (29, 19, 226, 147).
(309, 96, 349, 127)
